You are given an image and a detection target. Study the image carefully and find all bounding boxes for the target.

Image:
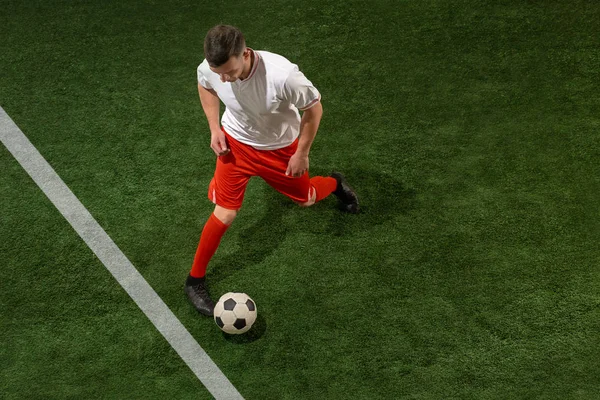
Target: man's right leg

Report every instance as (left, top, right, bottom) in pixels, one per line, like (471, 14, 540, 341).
(191, 205, 237, 278)
(185, 132, 254, 316)
(185, 205, 237, 316)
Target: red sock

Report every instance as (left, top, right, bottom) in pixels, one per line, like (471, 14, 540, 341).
(310, 176, 337, 202)
(190, 213, 230, 278)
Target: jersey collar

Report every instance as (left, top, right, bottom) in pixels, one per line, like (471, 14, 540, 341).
(243, 49, 260, 81)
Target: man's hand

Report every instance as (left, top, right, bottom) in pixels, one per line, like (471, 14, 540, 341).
(286, 151, 309, 178)
(210, 129, 230, 156)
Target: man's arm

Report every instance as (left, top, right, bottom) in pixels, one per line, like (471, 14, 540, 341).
(286, 101, 323, 177)
(297, 101, 323, 155)
(198, 84, 229, 156)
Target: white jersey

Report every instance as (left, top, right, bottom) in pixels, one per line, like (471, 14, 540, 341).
(197, 50, 321, 150)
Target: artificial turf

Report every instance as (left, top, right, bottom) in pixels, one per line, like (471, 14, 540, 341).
(1, 0, 599, 399)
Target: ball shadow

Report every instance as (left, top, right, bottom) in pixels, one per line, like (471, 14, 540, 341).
(222, 313, 267, 344)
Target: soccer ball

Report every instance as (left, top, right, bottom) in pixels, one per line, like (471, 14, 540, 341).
(214, 292, 257, 334)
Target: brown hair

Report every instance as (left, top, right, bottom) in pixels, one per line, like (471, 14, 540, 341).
(204, 25, 246, 67)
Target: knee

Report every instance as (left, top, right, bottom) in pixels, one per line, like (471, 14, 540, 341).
(297, 200, 314, 208)
(296, 187, 316, 208)
(214, 205, 238, 225)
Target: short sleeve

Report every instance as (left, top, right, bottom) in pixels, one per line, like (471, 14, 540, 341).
(197, 61, 213, 90)
(282, 66, 321, 110)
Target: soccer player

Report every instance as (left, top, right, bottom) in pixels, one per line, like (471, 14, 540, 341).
(185, 25, 359, 316)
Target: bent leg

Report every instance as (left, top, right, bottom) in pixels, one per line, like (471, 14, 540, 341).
(253, 139, 337, 207)
(308, 176, 337, 202)
(296, 186, 317, 207)
(295, 176, 338, 207)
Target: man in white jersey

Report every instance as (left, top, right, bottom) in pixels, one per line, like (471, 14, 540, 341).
(185, 25, 359, 316)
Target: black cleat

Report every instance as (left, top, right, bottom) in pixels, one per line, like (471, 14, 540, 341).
(331, 172, 359, 214)
(185, 275, 215, 316)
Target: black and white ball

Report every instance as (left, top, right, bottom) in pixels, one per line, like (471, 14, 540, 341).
(214, 292, 257, 334)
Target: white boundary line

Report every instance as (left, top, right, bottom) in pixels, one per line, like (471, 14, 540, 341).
(0, 107, 243, 400)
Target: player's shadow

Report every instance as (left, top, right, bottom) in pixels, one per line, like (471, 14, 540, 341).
(207, 187, 292, 284)
(310, 166, 417, 236)
(208, 167, 416, 278)
(353, 167, 416, 219)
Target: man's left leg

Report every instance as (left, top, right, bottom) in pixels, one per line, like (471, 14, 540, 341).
(304, 175, 338, 206)
(289, 175, 338, 207)
(262, 170, 339, 207)
(257, 143, 343, 207)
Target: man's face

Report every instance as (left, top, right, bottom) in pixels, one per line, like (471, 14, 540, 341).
(209, 50, 248, 82)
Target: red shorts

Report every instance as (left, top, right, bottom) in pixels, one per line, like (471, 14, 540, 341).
(207, 130, 312, 210)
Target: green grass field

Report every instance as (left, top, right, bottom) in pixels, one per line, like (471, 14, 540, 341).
(2, 0, 599, 399)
